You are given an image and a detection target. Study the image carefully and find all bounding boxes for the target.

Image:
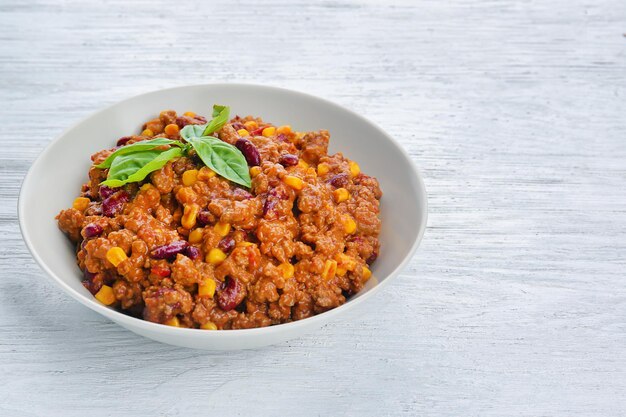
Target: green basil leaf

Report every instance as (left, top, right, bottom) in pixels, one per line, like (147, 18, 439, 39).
(96, 138, 180, 169)
(202, 105, 230, 136)
(179, 105, 230, 142)
(100, 147, 182, 187)
(179, 124, 207, 142)
(212, 104, 227, 118)
(188, 136, 251, 188)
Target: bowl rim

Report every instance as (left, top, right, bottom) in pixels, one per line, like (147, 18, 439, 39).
(18, 83, 428, 338)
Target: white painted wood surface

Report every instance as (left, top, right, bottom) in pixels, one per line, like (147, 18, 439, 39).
(1, 0, 625, 415)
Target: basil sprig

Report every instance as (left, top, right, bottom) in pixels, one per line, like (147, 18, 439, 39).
(187, 136, 251, 187)
(179, 104, 230, 141)
(96, 105, 252, 188)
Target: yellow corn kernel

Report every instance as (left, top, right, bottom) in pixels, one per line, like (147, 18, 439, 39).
(72, 197, 90, 211)
(141, 128, 154, 137)
(106, 247, 127, 267)
(333, 188, 350, 203)
(322, 260, 337, 281)
(262, 126, 276, 137)
(164, 123, 180, 136)
(237, 129, 250, 137)
(244, 120, 258, 131)
(214, 222, 231, 237)
(349, 161, 360, 178)
(343, 215, 357, 234)
(201, 322, 218, 330)
(188, 228, 203, 244)
(176, 187, 197, 204)
(336, 253, 357, 271)
(276, 125, 292, 135)
(206, 248, 227, 265)
(183, 111, 196, 117)
(297, 159, 309, 169)
(362, 266, 372, 280)
(277, 262, 295, 279)
(181, 204, 199, 229)
(250, 166, 262, 177)
(95, 285, 116, 305)
(336, 266, 347, 276)
(237, 241, 256, 247)
(182, 169, 199, 186)
(283, 175, 304, 191)
(164, 317, 180, 327)
(198, 278, 216, 297)
(197, 166, 216, 180)
(317, 163, 330, 176)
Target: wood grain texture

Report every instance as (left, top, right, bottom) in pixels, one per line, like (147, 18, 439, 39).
(1, 0, 625, 416)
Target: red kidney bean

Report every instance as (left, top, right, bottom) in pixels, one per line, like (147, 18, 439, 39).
(263, 188, 288, 218)
(82, 223, 103, 238)
(270, 188, 288, 199)
(232, 122, 245, 131)
(184, 246, 200, 260)
(366, 250, 378, 265)
(102, 190, 129, 217)
(175, 115, 207, 128)
(150, 241, 188, 260)
(99, 185, 118, 199)
(150, 265, 171, 277)
(217, 236, 235, 253)
(82, 270, 102, 295)
(235, 138, 261, 167)
(81, 279, 91, 293)
(217, 276, 244, 311)
(279, 153, 299, 167)
(328, 173, 349, 188)
(232, 188, 253, 200)
(175, 117, 191, 128)
(116, 136, 131, 146)
(197, 210, 212, 226)
(263, 198, 277, 217)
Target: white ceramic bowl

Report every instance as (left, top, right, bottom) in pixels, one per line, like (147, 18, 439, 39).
(19, 84, 427, 350)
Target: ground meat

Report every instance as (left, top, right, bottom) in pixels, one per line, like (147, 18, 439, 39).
(208, 198, 263, 229)
(151, 163, 176, 194)
(159, 110, 177, 126)
(217, 124, 239, 145)
(113, 279, 143, 310)
(57, 208, 84, 242)
(143, 118, 164, 134)
(297, 130, 329, 164)
(143, 285, 193, 323)
(170, 254, 201, 286)
(57, 109, 382, 329)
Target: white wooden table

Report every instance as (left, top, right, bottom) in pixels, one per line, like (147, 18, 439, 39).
(1, 0, 625, 416)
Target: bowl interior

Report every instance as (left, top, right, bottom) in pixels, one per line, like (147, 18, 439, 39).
(19, 84, 426, 332)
